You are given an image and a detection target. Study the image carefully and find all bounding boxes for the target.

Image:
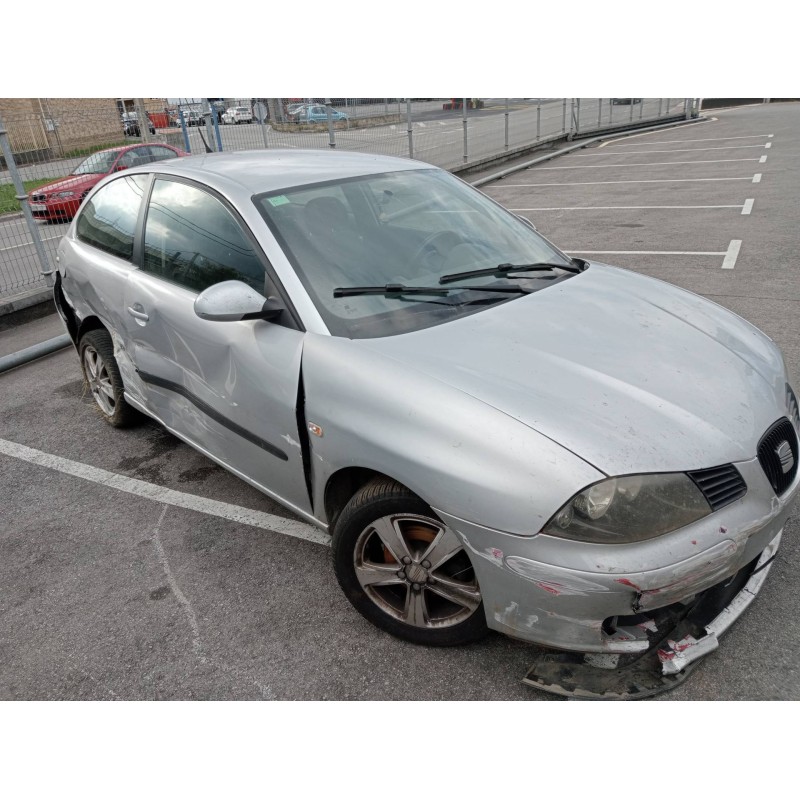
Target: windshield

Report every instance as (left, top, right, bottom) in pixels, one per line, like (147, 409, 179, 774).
(255, 168, 576, 338)
(73, 150, 119, 175)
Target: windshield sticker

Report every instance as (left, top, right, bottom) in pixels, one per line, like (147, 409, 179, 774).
(268, 195, 290, 207)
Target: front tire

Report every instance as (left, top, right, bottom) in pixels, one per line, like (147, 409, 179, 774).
(332, 478, 488, 646)
(78, 329, 140, 428)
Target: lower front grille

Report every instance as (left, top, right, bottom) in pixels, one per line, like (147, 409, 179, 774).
(757, 417, 798, 496)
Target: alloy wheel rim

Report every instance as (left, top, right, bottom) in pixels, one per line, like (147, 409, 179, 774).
(83, 345, 116, 416)
(354, 514, 481, 629)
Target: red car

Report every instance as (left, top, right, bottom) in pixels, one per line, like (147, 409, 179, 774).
(28, 143, 188, 222)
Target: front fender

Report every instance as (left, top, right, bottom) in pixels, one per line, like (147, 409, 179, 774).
(301, 333, 602, 535)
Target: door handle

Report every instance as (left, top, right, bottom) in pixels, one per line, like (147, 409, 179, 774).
(127, 306, 149, 322)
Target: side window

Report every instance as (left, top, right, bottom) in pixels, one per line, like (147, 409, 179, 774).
(148, 146, 177, 162)
(142, 179, 265, 293)
(75, 174, 148, 261)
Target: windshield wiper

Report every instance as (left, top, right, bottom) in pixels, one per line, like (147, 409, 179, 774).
(333, 283, 532, 298)
(439, 259, 584, 284)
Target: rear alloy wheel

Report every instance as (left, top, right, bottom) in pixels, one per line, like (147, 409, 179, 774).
(78, 329, 140, 427)
(333, 478, 488, 646)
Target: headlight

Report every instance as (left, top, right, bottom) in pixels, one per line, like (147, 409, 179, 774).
(54, 191, 75, 198)
(543, 473, 712, 544)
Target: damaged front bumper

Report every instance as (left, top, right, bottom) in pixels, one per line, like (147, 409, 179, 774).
(522, 528, 782, 698)
(434, 456, 797, 656)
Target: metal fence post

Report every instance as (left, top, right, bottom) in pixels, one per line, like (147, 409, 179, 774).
(0, 111, 54, 287)
(562, 98, 567, 134)
(684, 98, 693, 120)
(608, 97, 613, 125)
(135, 98, 152, 142)
(177, 109, 191, 152)
(462, 98, 468, 163)
(254, 101, 269, 149)
(575, 99, 581, 135)
(504, 98, 509, 150)
(568, 98, 575, 139)
(406, 100, 413, 159)
(658, 98, 663, 118)
(211, 106, 223, 151)
(326, 101, 336, 148)
(629, 100, 634, 122)
(536, 101, 541, 140)
(597, 98, 602, 129)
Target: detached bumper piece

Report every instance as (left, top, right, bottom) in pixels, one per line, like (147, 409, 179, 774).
(522, 531, 780, 699)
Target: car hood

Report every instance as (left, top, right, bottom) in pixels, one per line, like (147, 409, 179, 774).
(37, 174, 101, 195)
(355, 264, 787, 475)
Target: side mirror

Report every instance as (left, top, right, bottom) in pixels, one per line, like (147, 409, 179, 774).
(194, 280, 283, 322)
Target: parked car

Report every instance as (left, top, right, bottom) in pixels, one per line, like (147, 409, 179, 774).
(121, 111, 156, 137)
(28, 143, 188, 222)
(53, 150, 798, 685)
(611, 98, 643, 105)
(180, 109, 204, 126)
(289, 104, 349, 123)
(222, 106, 254, 124)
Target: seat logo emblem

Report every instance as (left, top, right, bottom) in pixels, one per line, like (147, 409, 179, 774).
(776, 441, 794, 474)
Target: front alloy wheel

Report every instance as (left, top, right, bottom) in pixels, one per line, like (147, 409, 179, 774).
(333, 479, 487, 646)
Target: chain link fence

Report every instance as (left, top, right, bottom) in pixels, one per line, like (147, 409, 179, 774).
(0, 97, 696, 304)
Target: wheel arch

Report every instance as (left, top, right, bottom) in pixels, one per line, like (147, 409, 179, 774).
(324, 467, 417, 530)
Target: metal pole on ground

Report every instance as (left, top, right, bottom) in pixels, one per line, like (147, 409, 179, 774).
(562, 98, 567, 134)
(568, 99, 575, 139)
(210, 106, 223, 151)
(254, 101, 269, 148)
(658, 98, 663, 118)
(135, 98, 152, 142)
(597, 98, 602, 129)
(0, 111, 55, 288)
(536, 101, 541, 140)
(504, 98, 509, 150)
(575, 99, 581, 135)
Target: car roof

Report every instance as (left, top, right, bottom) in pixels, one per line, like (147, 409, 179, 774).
(128, 149, 429, 194)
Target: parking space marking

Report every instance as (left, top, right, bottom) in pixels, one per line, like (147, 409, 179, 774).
(609, 134, 774, 147)
(760, 155, 768, 163)
(512, 204, 749, 212)
(490, 177, 758, 188)
(0, 437, 330, 547)
(722, 240, 742, 270)
(742, 199, 754, 215)
(753, 174, 762, 183)
(567, 240, 742, 270)
(576, 145, 769, 156)
(529, 159, 763, 171)
(765, 142, 772, 148)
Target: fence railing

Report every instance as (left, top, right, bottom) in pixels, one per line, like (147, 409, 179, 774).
(0, 98, 696, 303)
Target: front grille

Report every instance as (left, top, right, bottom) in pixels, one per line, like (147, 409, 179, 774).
(688, 464, 747, 511)
(757, 418, 798, 496)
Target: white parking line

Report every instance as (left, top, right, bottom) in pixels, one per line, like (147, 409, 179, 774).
(489, 177, 757, 188)
(752, 174, 762, 183)
(610, 134, 774, 147)
(765, 142, 772, 149)
(742, 199, 754, 215)
(0, 437, 329, 547)
(512, 205, 748, 212)
(722, 240, 742, 269)
(529, 159, 763, 170)
(567, 239, 742, 270)
(567, 249, 729, 255)
(577, 145, 769, 156)
(760, 155, 768, 163)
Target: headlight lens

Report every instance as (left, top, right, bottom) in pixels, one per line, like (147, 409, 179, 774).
(54, 191, 75, 198)
(543, 473, 712, 544)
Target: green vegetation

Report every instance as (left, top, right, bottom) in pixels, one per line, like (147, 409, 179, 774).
(0, 178, 64, 215)
(60, 140, 129, 159)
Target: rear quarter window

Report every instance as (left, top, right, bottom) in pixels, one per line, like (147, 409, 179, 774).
(75, 174, 149, 261)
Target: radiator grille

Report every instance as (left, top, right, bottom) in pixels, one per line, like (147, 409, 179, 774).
(687, 464, 747, 511)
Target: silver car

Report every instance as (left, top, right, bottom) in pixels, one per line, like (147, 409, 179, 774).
(53, 150, 799, 687)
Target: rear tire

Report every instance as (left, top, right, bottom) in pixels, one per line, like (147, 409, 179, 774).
(78, 329, 140, 428)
